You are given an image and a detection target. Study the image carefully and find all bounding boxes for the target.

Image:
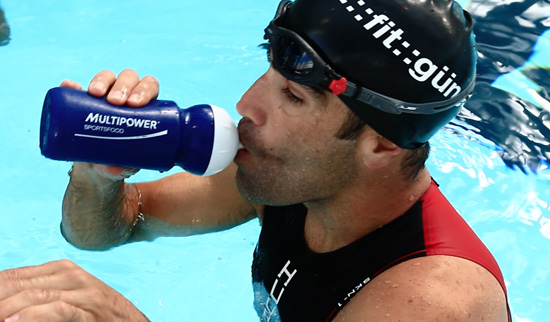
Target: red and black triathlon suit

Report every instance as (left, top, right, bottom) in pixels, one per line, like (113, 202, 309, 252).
(252, 180, 511, 322)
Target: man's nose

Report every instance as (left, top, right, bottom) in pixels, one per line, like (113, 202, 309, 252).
(236, 69, 274, 126)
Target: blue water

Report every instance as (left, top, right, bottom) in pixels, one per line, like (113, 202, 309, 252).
(0, 0, 549, 321)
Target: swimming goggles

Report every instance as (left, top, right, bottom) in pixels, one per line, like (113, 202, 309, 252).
(263, 0, 473, 115)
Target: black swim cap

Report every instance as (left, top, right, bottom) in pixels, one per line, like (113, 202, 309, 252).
(278, 0, 477, 148)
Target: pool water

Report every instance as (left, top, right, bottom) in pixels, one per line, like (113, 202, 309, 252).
(0, 0, 549, 321)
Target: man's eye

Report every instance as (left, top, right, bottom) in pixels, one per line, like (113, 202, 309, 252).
(282, 87, 303, 104)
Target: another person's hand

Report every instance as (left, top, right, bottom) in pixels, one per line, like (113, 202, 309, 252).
(61, 69, 160, 180)
(0, 260, 149, 321)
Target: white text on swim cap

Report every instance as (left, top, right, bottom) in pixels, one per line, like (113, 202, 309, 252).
(339, 0, 462, 98)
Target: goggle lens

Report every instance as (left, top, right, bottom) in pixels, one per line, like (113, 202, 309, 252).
(275, 36, 315, 76)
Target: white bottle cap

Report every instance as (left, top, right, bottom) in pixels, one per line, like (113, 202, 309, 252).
(203, 105, 240, 176)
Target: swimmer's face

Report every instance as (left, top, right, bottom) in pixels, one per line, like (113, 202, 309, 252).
(234, 66, 361, 206)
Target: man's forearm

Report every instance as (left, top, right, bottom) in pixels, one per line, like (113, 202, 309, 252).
(61, 163, 140, 250)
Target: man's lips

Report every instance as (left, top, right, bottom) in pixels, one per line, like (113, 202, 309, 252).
(237, 118, 253, 157)
(235, 148, 249, 158)
(235, 141, 249, 160)
(237, 117, 268, 160)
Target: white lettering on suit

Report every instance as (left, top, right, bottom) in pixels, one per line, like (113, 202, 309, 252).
(260, 260, 298, 321)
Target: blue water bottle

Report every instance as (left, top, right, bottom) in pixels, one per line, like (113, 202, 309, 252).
(40, 87, 240, 176)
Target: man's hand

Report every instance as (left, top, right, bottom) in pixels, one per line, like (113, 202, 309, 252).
(61, 69, 159, 107)
(60, 69, 160, 180)
(0, 260, 149, 321)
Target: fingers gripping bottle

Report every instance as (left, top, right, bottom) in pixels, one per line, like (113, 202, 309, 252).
(40, 87, 240, 176)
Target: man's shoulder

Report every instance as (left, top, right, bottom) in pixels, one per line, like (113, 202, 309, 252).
(333, 255, 509, 321)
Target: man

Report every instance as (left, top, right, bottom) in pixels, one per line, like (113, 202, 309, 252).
(0, 0, 510, 321)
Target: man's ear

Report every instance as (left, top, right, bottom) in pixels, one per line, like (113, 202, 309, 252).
(359, 130, 402, 170)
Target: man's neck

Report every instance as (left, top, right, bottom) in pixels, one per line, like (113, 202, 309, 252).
(303, 168, 431, 253)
